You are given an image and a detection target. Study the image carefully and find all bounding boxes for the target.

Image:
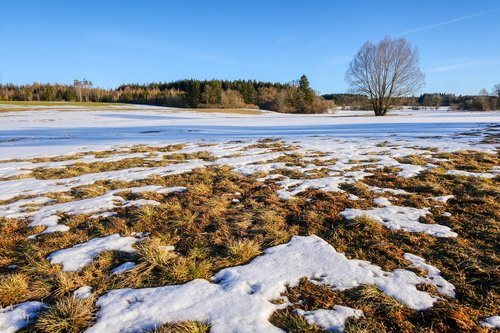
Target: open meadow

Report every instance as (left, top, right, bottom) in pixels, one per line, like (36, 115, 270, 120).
(0, 105, 499, 332)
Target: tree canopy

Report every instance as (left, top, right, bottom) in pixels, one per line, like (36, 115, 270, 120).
(345, 37, 425, 116)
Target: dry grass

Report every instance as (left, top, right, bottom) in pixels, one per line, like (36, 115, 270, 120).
(270, 309, 322, 332)
(181, 108, 264, 115)
(34, 296, 95, 333)
(227, 238, 261, 264)
(148, 321, 211, 333)
(0, 147, 498, 332)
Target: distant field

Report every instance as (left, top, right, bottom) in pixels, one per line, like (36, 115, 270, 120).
(0, 101, 130, 112)
(0, 101, 127, 107)
(0, 101, 265, 114)
(180, 108, 264, 114)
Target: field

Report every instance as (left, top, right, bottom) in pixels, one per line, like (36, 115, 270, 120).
(0, 102, 265, 114)
(0, 106, 499, 333)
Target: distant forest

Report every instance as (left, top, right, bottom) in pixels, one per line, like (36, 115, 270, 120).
(323, 91, 499, 111)
(0, 76, 332, 114)
(1, 78, 498, 112)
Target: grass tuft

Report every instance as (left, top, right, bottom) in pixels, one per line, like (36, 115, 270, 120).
(34, 296, 95, 333)
(148, 321, 211, 333)
(227, 238, 261, 264)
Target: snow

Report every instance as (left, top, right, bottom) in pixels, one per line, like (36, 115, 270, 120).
(445, 170, 496, 179)
(111, 262, 136, 275)
(0, 196, 54, 219)
(295, 305, 364, 332)
(0, 186, 183, 237)
(367, 185, 411, 195)
(404, 253, 455, 297)
(0, 302, 46, 333)
(87, 235, 454, 333)
(212, 152, 283, 167)
(0, 152, 152, 179)
(1, 108, 497, 160)
(74, 286, 92, 299)
(432, 195, 454, 203)
(0, 107, 497, 331)
(348, 194, 360, 200)
(397, 164, 426, 178)
(480, 316, 500, 328)
(47, 234, 139, 272)
(373, 197, 392, 206)
(0, 161, 202, 201)
(340, 206, 457, 237)
(276, 172, 372, 200)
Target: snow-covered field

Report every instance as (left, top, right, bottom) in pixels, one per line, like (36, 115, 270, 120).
(0, 106, 498, 332)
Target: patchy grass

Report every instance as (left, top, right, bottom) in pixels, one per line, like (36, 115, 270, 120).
(0, 146, 498, 332)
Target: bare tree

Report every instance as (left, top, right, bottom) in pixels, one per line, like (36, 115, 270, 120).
(479, 88, 489, 111)
(492, 84, 500, 110)
(493, 84, 500, 98)
(73, 79, 82, 102)
(345, 37, 425, 116)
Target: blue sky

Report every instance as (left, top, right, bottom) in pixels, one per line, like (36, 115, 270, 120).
(1, 0, 499, 95)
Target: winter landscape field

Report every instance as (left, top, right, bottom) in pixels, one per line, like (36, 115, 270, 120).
(0, 105, 498, 332)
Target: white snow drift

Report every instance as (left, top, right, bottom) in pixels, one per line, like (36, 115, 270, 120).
(86, 235, 453, 333)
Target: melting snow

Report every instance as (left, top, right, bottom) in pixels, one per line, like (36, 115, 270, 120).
(445, 170, 496, 179)
(432, 195, 454, 203)
(73, 286, 93, 299)
(0, 161, 203, 201)
(373, 197, 392, 207)
(404, 253, 455, 297)
(295, 305, 364, 332)
(47, 234, 139, 272)
(480, 316, 500, 328)
(86, 235, 454, 333)
(111, 262, 136, 275)
(340, 206, 457, 237)
(276, 172, 371, 200)
(0, 302, 46, 333)
(0, 186, 184, 237)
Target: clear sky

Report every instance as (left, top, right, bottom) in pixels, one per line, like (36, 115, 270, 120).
(1, 0, 499, 95)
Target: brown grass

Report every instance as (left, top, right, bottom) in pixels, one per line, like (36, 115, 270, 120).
(148, 321, 211, 333)
(0, 147, 498, 332)
(34, 296, 95, 333)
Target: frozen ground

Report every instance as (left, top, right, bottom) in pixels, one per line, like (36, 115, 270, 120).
(0, 106, 498, 332)
(0, 107, 498, 159)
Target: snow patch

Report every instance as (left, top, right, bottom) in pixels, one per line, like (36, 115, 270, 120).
(480, 316, 500, 328)
(296, 305, 364, 332)
(445, 170, 496, 179)
(87, 235, 454, 333)
(404, 253, 455, 297)
(373, 197, 391, 207)
(432, 195, 454, 203)
(74, 286, 93, 299)
(111, 262, 136, 275)
(47, 234, 139, 272)
(340, 206, 457, 237)
(0, 302, 46, 333)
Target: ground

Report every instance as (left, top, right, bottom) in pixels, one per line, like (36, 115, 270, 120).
(0, 105, 498, 333)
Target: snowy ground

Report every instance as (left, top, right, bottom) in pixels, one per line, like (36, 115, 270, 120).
(0, 107, 498, 160)
(0, 106, 498, 332)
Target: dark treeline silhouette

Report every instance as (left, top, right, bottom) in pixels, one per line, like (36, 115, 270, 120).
(323, 91, 499, 111)
(0, 75, 332, 113)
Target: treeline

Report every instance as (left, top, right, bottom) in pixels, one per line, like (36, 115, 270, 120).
(0, 75, 332, 113)
(323, 88, 500, 111)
